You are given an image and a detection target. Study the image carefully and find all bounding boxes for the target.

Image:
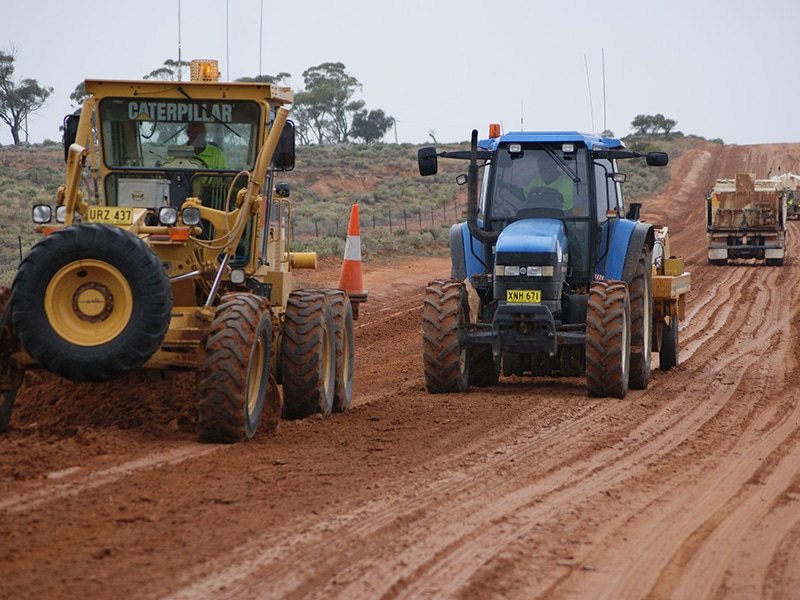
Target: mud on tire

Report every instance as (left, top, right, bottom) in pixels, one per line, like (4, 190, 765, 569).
(628, 247, 653, 389)
(326, 289, 355, 413)
(422, 279, 469, 393)
(198, 294, 273, 443)
(586, 280, 631, 399)
(281, 290, 336, 419)
(11, 224, 172, 382)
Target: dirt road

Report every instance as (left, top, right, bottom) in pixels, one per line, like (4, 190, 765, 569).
(2, 141, 800, 599)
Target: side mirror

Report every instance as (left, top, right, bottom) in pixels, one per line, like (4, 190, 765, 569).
(274, 120, 295, 172)
(418, 146, 438, 176)
(62, 113, 80, 163)
(646, 151, 669, 167)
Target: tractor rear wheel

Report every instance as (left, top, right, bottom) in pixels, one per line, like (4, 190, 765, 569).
(11, 224, 171, 382)
(422, 279, 469, 393)
(0, 287, 22, 432)
(659, 314, 680, 370)
(281, 290, 336, 419)
(198, 294, 273, 443)
(327, 289, 355, 413)
(628, 248, 653, 389)
(586, 280, 631, 399)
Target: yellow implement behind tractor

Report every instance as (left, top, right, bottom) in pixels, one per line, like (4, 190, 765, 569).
(0, 60, 360, 442)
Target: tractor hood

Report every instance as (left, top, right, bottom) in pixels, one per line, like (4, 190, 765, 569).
(495, 218, 567, 261)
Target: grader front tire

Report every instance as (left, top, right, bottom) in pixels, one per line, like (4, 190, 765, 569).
(198, 294, 273, 443)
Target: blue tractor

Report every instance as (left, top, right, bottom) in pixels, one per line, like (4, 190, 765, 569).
(418, 127, 672, 398)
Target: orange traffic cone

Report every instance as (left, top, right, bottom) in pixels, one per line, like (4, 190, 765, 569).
(339, 204, 368, 319)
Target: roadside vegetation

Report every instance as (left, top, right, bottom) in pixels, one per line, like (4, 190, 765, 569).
(0, 132, 707, 286)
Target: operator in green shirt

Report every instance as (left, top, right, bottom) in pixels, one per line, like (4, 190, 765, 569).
(525, 154, 574, 211)
(186, 122, 228, 169)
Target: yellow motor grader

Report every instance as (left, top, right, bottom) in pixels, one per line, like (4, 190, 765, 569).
(0, 60, 358, 442)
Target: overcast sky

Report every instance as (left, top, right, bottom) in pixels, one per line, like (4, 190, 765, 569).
(2, 0, 798, 147)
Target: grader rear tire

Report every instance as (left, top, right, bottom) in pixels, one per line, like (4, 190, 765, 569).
(422, 279, 469, 393)
(198, 294, 273, 443)
(11, 224, 172, 382)
(281, 290, 336, 419)
(327, 290, 355, 413)
(586, 280, 631, 399)
(628, 248, 653, 389)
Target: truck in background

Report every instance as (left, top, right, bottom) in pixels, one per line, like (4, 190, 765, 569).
(706, 173, 790, 266)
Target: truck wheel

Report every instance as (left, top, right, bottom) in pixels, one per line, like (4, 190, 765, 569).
(11, 224, 172, 382)
(198, 294, 273, 443)
(766, 258, 784, 266)
(659, 314, 680, 370)
(327, 289, 355, 413)
(586, 280, 631, 399)
(0, 287, 22, 432)
(422, 279, 469, 393)
(281, 290, 336, 419)
(469, 345, 499, 386)
(709, 258, 728, 266)
(628, 248, 652, 389)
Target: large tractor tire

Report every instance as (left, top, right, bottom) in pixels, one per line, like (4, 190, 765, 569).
(659, 314, 680, 370)
(422, 279, 469, 393)
(586, 280, 631, 399)
(628, 247, 653, 389)
(0, 287, 23, 432)
(198, 294, 275, 443)
(327, 289, 355, 413)
(281, 290, 336, 419)
(11, 224, 172, 382)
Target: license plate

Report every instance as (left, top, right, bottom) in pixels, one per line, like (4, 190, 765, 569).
(506, 289, 541, 303)
(87, 206, 133, 225)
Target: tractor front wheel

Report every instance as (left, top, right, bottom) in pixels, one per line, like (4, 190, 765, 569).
(586, 280, 631, 399)
(422, 279, 469, 393)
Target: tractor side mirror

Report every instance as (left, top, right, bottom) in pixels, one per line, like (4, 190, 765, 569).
(646, 151, 669, 167)
(418, 146, 439, 176)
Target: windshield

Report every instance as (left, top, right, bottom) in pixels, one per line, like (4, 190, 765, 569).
(488, 145, 589, 220)
(97, 98, 261, 171)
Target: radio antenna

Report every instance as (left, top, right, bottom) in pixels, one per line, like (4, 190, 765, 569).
(584, 54, 595, 134)
(177, 0, 183, 81)
(259, 0, 264, 76)
(602, 48, 607, 134)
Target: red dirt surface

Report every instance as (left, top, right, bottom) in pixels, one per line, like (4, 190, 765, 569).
(3, 141, 800, 599)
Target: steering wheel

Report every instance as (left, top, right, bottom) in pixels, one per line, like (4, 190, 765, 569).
(527, 186, 564, 210)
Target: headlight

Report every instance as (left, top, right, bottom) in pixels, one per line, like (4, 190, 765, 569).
(32, 204, 52, 224)
(56, 205, 67, 223)
(158, 206, 178, 226)
(182, 206, 201, 226)
(503, 265, 520, 277)
(230, 269, 246, 284)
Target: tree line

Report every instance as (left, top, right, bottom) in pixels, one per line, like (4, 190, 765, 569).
(1, 47, 687, 147)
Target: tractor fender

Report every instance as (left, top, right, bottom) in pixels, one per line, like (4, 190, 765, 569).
(450, 222, 487, 283)
(620, 222, 655, 283)
(599, 220, 653, 281)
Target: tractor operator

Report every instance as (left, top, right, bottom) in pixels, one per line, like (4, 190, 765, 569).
(525, 154, 574, 211)
(186, 122, 228, 169)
